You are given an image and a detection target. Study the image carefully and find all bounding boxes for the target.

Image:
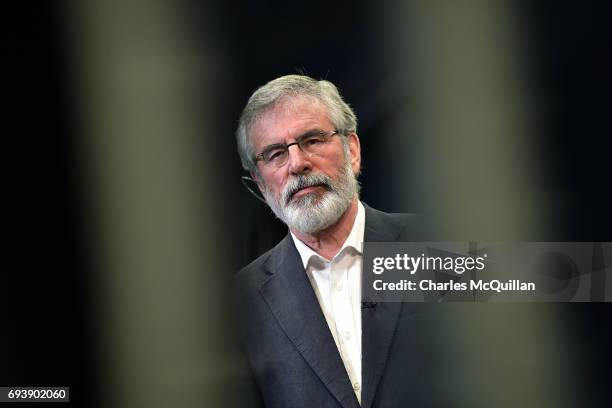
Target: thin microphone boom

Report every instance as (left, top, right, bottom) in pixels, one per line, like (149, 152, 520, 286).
(241, 176, 268, 204)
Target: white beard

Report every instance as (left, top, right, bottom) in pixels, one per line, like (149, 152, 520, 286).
(263, 154, 358, 234)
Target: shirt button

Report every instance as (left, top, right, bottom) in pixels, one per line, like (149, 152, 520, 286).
(344, 331, 351, 340)
(335, 283, 344, 291)
(353, 382, 361, 392)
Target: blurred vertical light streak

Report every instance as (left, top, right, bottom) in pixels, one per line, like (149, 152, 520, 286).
(380, 1, 574, 407)
(67, 1, 229, 407)
(384, 0, 548, 239)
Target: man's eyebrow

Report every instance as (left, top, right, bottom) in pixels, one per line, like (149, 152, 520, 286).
(262, 128, 326, 150)
(295, 128, 326, 140)
(261, 142, 286, 151)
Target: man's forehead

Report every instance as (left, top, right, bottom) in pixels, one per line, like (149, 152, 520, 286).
(251, 97, 331, 144)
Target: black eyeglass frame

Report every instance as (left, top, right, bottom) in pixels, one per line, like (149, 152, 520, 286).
(253, 129, 340, 167)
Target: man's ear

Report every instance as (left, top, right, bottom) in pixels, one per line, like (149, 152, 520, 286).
(347, 132, 362, 176)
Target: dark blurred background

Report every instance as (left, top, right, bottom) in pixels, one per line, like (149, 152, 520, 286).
(4, 0, 611, 407)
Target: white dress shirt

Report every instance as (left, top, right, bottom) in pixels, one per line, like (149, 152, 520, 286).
(291, 201, 365, 403)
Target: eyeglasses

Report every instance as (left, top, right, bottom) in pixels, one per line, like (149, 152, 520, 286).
(254, 130, 339, 168)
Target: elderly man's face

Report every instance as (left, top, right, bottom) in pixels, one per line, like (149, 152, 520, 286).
(250, 97, 361, 234)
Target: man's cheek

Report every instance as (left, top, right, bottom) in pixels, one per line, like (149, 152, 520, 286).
(270, 186, 284, 204)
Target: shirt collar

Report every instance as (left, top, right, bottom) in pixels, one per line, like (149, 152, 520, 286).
(291, 201, 365, 269)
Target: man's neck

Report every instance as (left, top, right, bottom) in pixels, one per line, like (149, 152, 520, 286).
(290, 198, 359, 260)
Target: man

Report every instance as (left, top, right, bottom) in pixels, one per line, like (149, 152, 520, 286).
(234, 75, 431, 408)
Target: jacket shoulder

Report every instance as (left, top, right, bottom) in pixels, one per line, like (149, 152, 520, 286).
(234, 246, 274, 291)
(363, 203, 422, 241)
(234, 234, 293, 295)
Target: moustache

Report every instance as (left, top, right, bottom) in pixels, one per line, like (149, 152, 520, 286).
(282, 174, 333, 205)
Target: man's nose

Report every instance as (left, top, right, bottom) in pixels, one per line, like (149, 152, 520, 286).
(286, 143, 312, 175)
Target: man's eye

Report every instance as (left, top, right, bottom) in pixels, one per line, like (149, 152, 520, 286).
(266, 149, 285, 161)
(303, 136, 325, 146)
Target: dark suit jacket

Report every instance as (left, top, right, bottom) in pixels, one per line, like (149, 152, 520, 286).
(233, 203, 452, 408)
(233, 204, 571, 408)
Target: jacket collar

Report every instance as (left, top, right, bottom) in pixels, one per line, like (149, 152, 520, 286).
(260, 234, 361, 408)
(361, 203, 407, 408)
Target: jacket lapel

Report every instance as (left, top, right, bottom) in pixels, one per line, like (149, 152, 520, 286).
(260, 235, 360, 408)
(361, 205, 407, 408)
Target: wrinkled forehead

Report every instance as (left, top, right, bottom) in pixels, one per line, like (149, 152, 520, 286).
(249, 96, 332, 147)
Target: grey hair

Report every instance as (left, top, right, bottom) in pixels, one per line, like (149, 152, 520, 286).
(236, 75, 358, 172)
